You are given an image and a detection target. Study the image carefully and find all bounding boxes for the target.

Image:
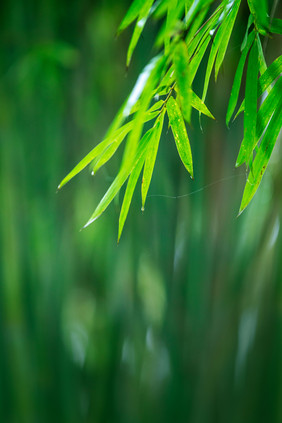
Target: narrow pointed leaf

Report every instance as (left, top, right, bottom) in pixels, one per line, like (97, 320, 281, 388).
(256, 77, 282, 141)
(126, 0, 154, 67)
(241, 14, 254, 51)
(239, 96, 282, 214)
(58, 123, 132, 190)
(247, 0, 269, 36)
(83, 125, 153, 228)
(141, 110, 165, 209)
(173, 41, 192, 123)
(235, 76, 282, 168)
(215, 0, 241, 81)
(118, 152, 146, 242)
(118, 0, 147, 33)
(122, 54, 166, 172)
(191, 91, 215, 119)
(236, 38, 259, 167)
(201, 0, 237, 106)
(226, 30, 255, 126)
(256, 34, 267, 75)
(234, 55, 282, 121)
(189, 32, 211, 83)
(166, 96, 193, 178)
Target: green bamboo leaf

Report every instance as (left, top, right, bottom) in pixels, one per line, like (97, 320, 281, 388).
(118, 0, 147, 33)
(201, 0, 237, 106)
(247, 0, 269, 36)
(184, 0, 214, 29)
(236, 38, 259, 167)
(239, 95, 282, 214)
(226, 30, 255, 127)
(118, 150, 147, 242)
(83, 124, 152, 228)
(57, 123, 132, 190)
(186, 3, 222, 50)
(191, 91, 215, 119)
(189, 32, 211, 83)
(173, 41, 192, 123)
(256, 77, 282, 141)
(126, 0, 154, 67)
(141, 110, 165, 210)
(215, 0, 241, 81)
(166, 96, 193, 178)
(241, 14, 254, 51)
(91, 104, 164, 175)
(122, 54, 166, 173)
(256, 34, 267, 75)
(233, 55, 282, 120)
(235, 77, 282, 169)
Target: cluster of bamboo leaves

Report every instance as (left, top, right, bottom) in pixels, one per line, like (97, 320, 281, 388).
(58, 0, 282, 240)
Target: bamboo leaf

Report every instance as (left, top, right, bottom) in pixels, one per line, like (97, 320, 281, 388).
(239, 95, 282, 214)
(173, 41, 192, 123)
(191, 91, 215, 119)
(83, 124, 152, 228)
(122, 54, 166, 173)
(57, 123, 132, 190)
(241, 14, 254, 51)
(189, 32, 211, 83)
(126, 0, 154, 67)
(141, 110, 165, 210)
(118, 151, 146, 242)
(215, 0, 241, 81)
(256, 33, 267, 75)
(234, 55, 282, 120)
(256, 77, 282, 141)
(235, 77, 282, 169)
(166, 96, 193, 178)
(236, 38, 259, 167)
(118, 0, 148, 33)
(247, 0, 269, 36)
(226, 30, 255, 127)
(201, 0, 237, 105)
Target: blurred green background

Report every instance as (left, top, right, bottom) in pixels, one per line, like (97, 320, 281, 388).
(1, 0, 282, 422)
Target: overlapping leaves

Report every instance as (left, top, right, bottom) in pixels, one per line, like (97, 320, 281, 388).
(58, 0, 282, 238)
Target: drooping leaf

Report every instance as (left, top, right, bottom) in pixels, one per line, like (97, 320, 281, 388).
(241, 14, 254, 51)
(166, 96, 193, 178)
(256, 33, 267, 75)
(83, 123, 153, 228)
(226, 30, 255, 127)
(215, 0, 241, 80)
(256, 77, 282, 141)
(118, 151, 146, 242)
(239, 95, 282, 214)
(189, 31, 211, 82)
(191, 90, 215, 119)
(141, 110, 165, 210)
(234, 55, 282, 120)
(247, 0, 269, 36)
(235, 76, 282, 169)
(57, 122, 133, 190)
(184, 0, 214, 29)
(118, 0, 148, 33)
(122, 54, 166, 172)
(126, 0, 154, 67)
(173, 41, 192, 123)
(236, 38, 259, 167)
